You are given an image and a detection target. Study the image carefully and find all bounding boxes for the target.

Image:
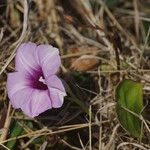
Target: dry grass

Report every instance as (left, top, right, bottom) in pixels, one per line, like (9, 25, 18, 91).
(0, 0, 150, 149)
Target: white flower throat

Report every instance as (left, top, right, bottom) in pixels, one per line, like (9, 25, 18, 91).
(38, 76, 46, 85)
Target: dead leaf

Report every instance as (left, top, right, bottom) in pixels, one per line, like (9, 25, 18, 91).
(71, 55, 99, 71)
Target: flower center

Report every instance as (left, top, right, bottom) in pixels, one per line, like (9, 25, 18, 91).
(31, 75, 48, 90)
(38, 76, 46, 85)
(36, 76, 48, 90)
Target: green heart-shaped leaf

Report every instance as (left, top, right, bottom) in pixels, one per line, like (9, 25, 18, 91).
(116, 79, 143, 138)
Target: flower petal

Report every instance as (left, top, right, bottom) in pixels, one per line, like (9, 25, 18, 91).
(15, 42, 40, 76)
(46, 75, 66, 108)
(46, 75, 66, 93)
(10, 88, 33, 109)
(49, 88, 66, 108)
(35, 44, 61, 78)
(7, 72, 32, 108)
(21, 90, 51, 117)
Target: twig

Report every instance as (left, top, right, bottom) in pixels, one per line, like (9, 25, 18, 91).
(97, 66, 103, 150)
(0, 103, 11, 142)
(39, 141, 48, 150)
(133, 0, 140, 40)
(22, 135, 41, 149)
(0, 28, 4, 42)
(0, 143, 11, 150)
(117, 142, 148, 150)
(86, 69, 150, 74)
(78, 133, 85, 150)
(89, 105, 92, 150)
(140, 26, 150, 64)
(61, 139, 82, 150)
(104, 124, 119, 150)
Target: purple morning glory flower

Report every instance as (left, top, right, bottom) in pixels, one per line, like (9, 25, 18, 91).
(7, 42, 66, 117)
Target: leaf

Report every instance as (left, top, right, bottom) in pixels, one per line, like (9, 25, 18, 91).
(71, 55, 99, 71)
(6, 121, 24, 149)
(115, 79, 144, 138)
